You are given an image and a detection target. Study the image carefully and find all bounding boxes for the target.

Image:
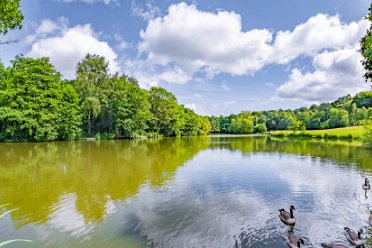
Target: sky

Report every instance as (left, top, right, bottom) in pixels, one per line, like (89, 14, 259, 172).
(0, 0, 371, 115)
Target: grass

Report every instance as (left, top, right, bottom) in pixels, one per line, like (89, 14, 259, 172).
(270, 126, 364, 139)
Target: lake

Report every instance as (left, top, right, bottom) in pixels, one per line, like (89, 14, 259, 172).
(0, 136, 372, 247)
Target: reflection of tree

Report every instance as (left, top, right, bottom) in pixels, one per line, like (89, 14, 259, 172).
(1, 136, 371, 228)
(210, 136, 372, 171)
(0, 137, 209, 227)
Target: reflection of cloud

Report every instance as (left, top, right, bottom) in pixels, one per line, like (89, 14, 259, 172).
(275, 156, 368, 245)
(49, 194, 93, 237)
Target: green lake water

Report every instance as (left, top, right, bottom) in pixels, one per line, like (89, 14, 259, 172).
(1, 136, 372, 247)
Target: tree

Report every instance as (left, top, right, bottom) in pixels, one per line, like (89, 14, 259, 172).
(360, 3, 372, 82)
(75, 54, 109, 135)
(113, 75, 152, 138)
(328, 108, 349, 128)
(58, 81, 82, 140)
(0, 0, 23, 35)
(229, 112, 254, 134)
(148, 87, 184, 136)
(353, 91, 372, 108)
(0, 56, 81, 141)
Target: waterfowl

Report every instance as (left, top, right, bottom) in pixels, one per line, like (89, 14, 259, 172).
(279, 205, 296, 225)
(344, 227, 365, 247)
(287, 230, 304, 248)
(362, 178, 370, 190)
(321, 243, 348, 248)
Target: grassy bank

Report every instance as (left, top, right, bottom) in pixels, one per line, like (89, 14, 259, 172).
(270, 126, 364, 140)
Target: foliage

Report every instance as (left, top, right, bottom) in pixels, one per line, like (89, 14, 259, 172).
(0, 56, 81, 142)
(229, 112, 254, 134)
(360, 3, 372, 82)
(148, 87, 185, 136)
(363, 121, 372, 148)
(0, 0, 23, 36)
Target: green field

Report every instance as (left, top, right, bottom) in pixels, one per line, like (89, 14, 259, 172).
(270, 126, 365, 139)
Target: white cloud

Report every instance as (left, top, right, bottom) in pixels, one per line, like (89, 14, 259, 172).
(55, 0, 117, 5)
(135, 2, 273, 86)
(272, 14, 369, 64)
(276, 48, 371, 102)
(221, 82, 230, 91)
(131, 1, 161, 21)
(26, 20, 119, 79)
(130, 2, 369, 100)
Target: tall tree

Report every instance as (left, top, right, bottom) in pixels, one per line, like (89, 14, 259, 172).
(360, 3, 372, 82)
(75, 54, 109, 135)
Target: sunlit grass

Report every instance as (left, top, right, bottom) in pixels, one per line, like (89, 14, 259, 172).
(270, 126, 364, 139)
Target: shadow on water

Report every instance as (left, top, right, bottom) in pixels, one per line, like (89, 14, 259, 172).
(0, 136, 372, 247)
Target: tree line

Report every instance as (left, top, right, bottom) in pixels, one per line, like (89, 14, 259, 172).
(209, 92, 372, 134)
(0, 54, 211, 141)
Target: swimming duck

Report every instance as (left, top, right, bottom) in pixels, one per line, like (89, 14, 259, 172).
(279, 205, 296, 225)
(287, 230, 304, 248)
(344, 227, 365, 247)
(362, 178, 370, 190)
(321, 243, 348, 248)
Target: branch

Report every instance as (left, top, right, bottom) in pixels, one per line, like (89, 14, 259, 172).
(0, 39, 18, 45)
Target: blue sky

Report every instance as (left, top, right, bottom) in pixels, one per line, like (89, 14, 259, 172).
(1, 0, 371, 115)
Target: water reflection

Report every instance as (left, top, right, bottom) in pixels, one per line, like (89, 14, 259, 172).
(0, 136, 372, 247)
(0, 137, 209, 227)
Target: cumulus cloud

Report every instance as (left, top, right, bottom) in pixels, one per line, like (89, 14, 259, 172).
(55, 0, 117, 5)
(135, 2, 273, 84)
(276, 48, 370, 102)
(26, 19, 119, 79)
(272, 14, 369, 64)
(129, 2, 369, 101)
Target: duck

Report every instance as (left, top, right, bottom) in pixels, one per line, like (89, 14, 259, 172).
(279, 205, 296, 225)
(362, 178, 370, 190)
(287, 230, 304, 248)
(344, 227, 365, 247)
(321, 243, 348, 248)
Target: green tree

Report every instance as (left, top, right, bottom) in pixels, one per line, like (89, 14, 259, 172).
(328, 108, 349, 128)
(0, 0, 23, 36)
(148, 87, 184, 136)
(0, 56, 80, 141)
(58, 81, 82, 140)
(198, 116, 211, 135)
(75, 54, 109, 135)
(353, 91, 372, 108)
(229, 112, 254, 134)
(360, 3, 372, 82)
(113, 76, 152, 138)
